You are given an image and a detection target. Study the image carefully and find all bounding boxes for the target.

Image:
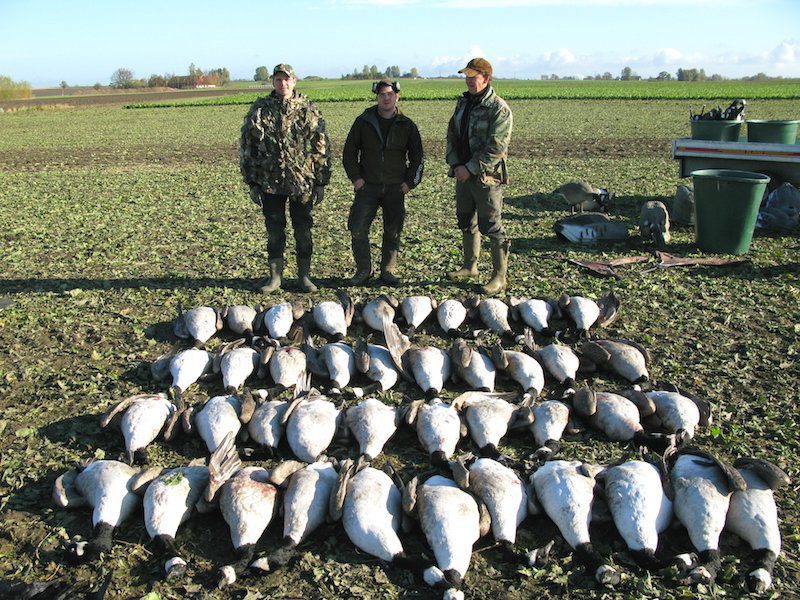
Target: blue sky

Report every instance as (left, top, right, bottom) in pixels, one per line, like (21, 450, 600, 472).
(1, 0, 798, 87)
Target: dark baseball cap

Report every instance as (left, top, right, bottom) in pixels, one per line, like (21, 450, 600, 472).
(459, 58, 492, 77)
(272, 64, 296, 78)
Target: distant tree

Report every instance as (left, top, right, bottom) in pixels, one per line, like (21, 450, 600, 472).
(0, 75, 32, 100)
(60, 81, 68, 95)
(369, 65, 380, 78)
(540, 74, 549, 80)
(254, 66, 269, 81)
(206, 67, 230, 85)
(93, 82, 102, 91)
(620, 66, 637, 80)
(148, 74, 167, 88)
(110, 68, 135, 88)
(550, 73, 559, 80)
(361, 65, 370, 78)
(656, 71, 672, 80)
(410, 67, 419, 78)
(601, 71, 613, 80)
(710, 73, 724, 81)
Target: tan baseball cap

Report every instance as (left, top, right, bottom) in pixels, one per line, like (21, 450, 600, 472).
(459, 58, 492, 77)
(272, 64, 296, 78)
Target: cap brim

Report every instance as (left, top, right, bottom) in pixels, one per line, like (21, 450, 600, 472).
(458, 68, 481, 77)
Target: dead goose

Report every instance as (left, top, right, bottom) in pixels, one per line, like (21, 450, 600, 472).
(318, 341, 356, 395)
(140, 433, 241, 579)
(509, 297, 560, 336)
(246, 390, 289, 457)
(283, 390, 344, 463)
(261, 344, 307, 399)
(449, 338, 496, 392)
(406, 398, 464, 467)
(600, 454, 673, 570)
(532, 341, 580, 395)
(473, 296, 516, 340)
(436, 297, 482, 339)
(383, 317, 452, 400)
(174, 304, 223, 347)
(572, 387, 655, 443)
(312, 289, 354, 341)
(53, 459, 143, 563)
(249, 458, 339, 573)
(559, 290, 620, 338)
(361, 294, 399, 333)
(404, 471, 488, 600)
(488, 342, 545, 400)
(400, 295, 437, 335)
(213, 465, 280, 588)
(352, 339, 399, 396)
(626, 385, 711, 440)
(527, 459, 620, 585)
(581, 338, 650, 385)
(260, 300, 306, 341)
(452, 391, 530, 458)
(345, 397, 400, 460)
(221, 304, 262, 343)
(667, 447, 746, 586)
(192, 391, 257, 453)
(527, 399, 571, 459)
(725, 458, 790, 593)
(150, 347, 213, 432)
(100, 392, 177, 464)
(213, 339, 260, 395)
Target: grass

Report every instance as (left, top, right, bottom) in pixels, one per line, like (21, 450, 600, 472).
(1, 90, 799, 599)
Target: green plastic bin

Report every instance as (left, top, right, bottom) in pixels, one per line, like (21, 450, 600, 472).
(746, 120, 799, 144)
(690, 119, 742, 141)
(690, 169, 771, 254)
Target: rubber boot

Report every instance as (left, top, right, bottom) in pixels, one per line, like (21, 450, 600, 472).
(380, 248, 400, 286)
(480, 238, 509, 295)
(347, 234, 372, 286)
(447, 232, 480, 280)
(259, 258, 283, 294)
(297, 258, 317, 293)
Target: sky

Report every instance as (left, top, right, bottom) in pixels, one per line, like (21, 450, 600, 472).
(1, 0, 799, 87)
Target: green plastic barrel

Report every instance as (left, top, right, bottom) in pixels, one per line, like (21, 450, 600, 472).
(746, 120, 799, 144)
(690, 119, 742, 141)
(691, 169, 770, 254)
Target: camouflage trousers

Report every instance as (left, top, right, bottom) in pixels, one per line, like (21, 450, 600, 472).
(347, 183, 406, 271)
(455, 178, 506, 242)
(261, 193, 313, 260)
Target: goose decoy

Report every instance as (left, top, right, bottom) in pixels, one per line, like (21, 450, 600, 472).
(221, 304, 261, 343)
(639, 200, 671, 250)
(527, 459, 620, 585)
(553, 181, 612, 213)
(405, 398, 464, 468)
(100, 392, 177, 464)
(473, 296, 516, 340)
(260, 300, 306, 341)
(667, 447, 747, 586)
(140, 433, 241, 579)
(213, 339, 260, 395)
(452, 391, 529, 458)
(283, 389, 344, 463)
(404, 472, 488, 600)
(53, 460, 143, 563)
(352, 339, 399, 396)
(249, 459, 339, 573)
(311, 290, 354, 341)
(460, 456, 528, 549)
(526, 399, 571, 459)
(213, 465, 280, 588)
(448, 339, 496, 392)
(329, 458, 407, 565)
(174, 304, 223, 347)
(509, 297, 560, 336)
(361, 294, 399, 333)
(581, 338, 650, 385)
(345, 397, 401, 460)
(725, 458, 790, 593)
(600, 454, 673, 569)
(400, 295, 437, 336)
(488, 342, 544, 400)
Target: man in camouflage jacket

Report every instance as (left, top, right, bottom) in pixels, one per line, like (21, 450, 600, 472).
(445, 57, 513, 295)
(240, 63, 331, 293)
(342, 78, 424, 286)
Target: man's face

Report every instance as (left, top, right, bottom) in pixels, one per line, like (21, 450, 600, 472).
(465, 72, 490, 95)
(376, 86, 399, 114)
(272, 72, 296, 99)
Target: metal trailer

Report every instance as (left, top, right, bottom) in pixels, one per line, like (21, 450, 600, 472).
(672, 138, 800, 187)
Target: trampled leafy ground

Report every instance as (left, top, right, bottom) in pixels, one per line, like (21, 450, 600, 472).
(0, 95, 798, 599)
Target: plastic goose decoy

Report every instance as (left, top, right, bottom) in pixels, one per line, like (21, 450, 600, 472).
(725, 457, 790, 593)
(400, 295, 437, 335)
(100, 392, 177, 464)
(174, 304, 223, 348)
(53, 459, 144, 563)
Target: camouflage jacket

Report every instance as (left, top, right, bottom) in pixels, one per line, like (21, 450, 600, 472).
(446, 86, 512, 185)
(239, 91, 332, 202)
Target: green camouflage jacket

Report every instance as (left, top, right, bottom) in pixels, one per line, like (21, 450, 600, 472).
(239, 91, 332, 201)
(446, 86, 512, 185)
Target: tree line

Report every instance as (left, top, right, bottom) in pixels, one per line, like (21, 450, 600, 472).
(544, 66, 792, 82)
(110, 64, 231, 89)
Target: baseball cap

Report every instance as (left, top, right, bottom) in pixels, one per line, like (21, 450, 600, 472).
(272, 64, 296, 78)
(459, 58, 492, 77)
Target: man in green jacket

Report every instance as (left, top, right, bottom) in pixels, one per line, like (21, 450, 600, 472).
(240, 63, 331, 293)
(446, 58, 513, 294)
(342, 78, 424, 286)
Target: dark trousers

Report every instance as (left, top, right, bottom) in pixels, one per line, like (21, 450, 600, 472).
(347, 183, 406, 271)
(455, 178, 506, 242)
(261, 193, 313, 260)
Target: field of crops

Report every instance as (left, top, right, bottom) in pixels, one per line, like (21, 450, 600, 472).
(1, 87, 799, 600)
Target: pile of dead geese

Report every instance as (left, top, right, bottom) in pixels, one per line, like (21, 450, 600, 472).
(51, 290, 789, 598)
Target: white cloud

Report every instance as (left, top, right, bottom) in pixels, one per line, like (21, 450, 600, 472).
(431, 45, 487, 72)
(769, 41, 798, 65)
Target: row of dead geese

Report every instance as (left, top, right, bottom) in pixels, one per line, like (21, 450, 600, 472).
(50, 291, 790, 597)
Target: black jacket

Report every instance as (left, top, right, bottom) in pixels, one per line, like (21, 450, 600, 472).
(342, 106, 424, 189)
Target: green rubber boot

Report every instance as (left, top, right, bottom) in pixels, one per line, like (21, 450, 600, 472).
(297, 258, 318, 293)
(480, 238, 509, 295)
(259, 258, 283, 294)
(448, 232, 480, 280)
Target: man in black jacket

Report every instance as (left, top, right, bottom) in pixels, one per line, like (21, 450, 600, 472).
(342, 78, 424, 286)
